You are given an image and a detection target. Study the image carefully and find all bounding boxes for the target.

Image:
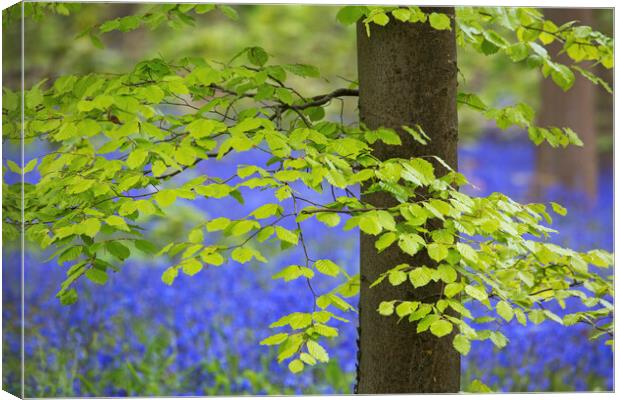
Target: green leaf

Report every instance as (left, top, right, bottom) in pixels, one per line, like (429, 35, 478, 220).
(23, 158, 38, 174)
(417, 314, 440, 333)
(371, 12, 389, 26)
(231, 220, 259, 236)
(154, 190, 177, 208)
(453, 334, 471, 355)
(404, 158, 435, 185)
(135, 200, 156, 216)
(247, 46, 269, 66)
(283, 64, 320, 78)
(58, 247, 82, 265)
(316, 212, 340, 227)
(429, 12, 451, 30)
(315, 259, 340, 277)
(218, 5, 239, 20)
(274, 169, 301, 182)
(26, 86, 43, 108)
(105, 241, 130, 261)
(529, 309, 546, 325)
(277, 334, 303, 362)
(314, 323, 338, 337)
(6, 160, 21, 174)
(237, 165, 260, 179)
(469, 379, 492, 393)
(135, 240, 158, 255)
(275, 88, 294, 105)
(188, 227, 204, 244)
(426, 199, 451, 219)
(251, 203, 281, 219)
(187, 119, 225, 138)
(300, 353, 316, 365)
(256, 226, 275, 242)
(117, 202, 137, 217)
(437, 264, 457, 283)
(195, 4, 215, 14)
(398, 233, 424, 256)
(206, 217, 230, 232)
(89, 32, 104, 49)
(391, 8, 411, 22)
(336, 6, 366, 25)
(181, 258, 203, 276)
(465, 285, 488, 302)
(273, 265, 314, 282)
(550, 202, 567, 216)
(395, 301, 419, 318)
(388, 270, 407, 286)
(275, 226, 298, 245)
(182, 244, 202, 261)
(409, 267, 432, 288)
(376, 210, 396, 231)
(378, 301, 395, 316)
(366, 127, 401, 145)
(515, 308, 527, 326)
(359, 214, 382, 235)
(551, 63, 575, 91)
(496, 300, 514, 322)
(430, 319, 453, 337)
(409, 303, 432, 322)
(162, 267, 178, 285)
(375, 232, 397, 252)
(489, 331, 508, 348)
(81, 218, 101, 238)
(231, 247, 253, 264)
(85, 268, 108, 285)
(444, 282, 463, 298)
(288, 359, 304, 374)
(200, 249, 225, 266)
(260, 333, 288, 346)
(141, 85, 165, 103)
(289, 313, 312, 329)
(306, 340, 329, 363)
(456, 242, 478, 263)
(427, 243, 449, 262)
(59, 288, 78, 305)
(168, 79, 189, 95)
(105, 215, 130, 232)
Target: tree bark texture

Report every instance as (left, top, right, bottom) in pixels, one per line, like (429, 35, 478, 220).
(532, 8, 598, 202)
(593, 9, 613, 170)
(355, 8, 460, 394)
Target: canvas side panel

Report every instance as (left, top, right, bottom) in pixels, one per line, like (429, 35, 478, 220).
(2, 3, 24, 398)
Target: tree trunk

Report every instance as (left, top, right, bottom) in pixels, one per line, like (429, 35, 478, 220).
(532, 8, 598, 203)
(593, 9, 613, 171)
(355, 8, 460, 394)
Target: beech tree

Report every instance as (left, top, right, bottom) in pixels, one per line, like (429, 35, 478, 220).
(356, 9, 460, 393)
(2, 3, 614, 394)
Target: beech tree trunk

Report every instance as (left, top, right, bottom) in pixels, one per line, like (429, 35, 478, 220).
(532, 8, 598, 202)
(355, 8, 460, 394)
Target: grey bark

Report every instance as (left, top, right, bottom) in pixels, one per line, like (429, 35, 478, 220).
(355, 8, 460, 394)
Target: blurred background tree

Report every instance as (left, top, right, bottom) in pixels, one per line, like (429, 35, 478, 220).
(531, 8, 613, 204)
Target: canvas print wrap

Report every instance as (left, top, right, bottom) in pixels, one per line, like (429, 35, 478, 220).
(1, 3, 614, 397)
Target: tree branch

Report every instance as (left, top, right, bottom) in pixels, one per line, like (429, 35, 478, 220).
(287, 88, 359, 111)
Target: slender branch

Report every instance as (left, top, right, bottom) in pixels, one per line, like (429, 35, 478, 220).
(286, 88, 359, 112)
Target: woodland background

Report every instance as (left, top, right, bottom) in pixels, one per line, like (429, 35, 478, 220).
(1, 4, 614, 395)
